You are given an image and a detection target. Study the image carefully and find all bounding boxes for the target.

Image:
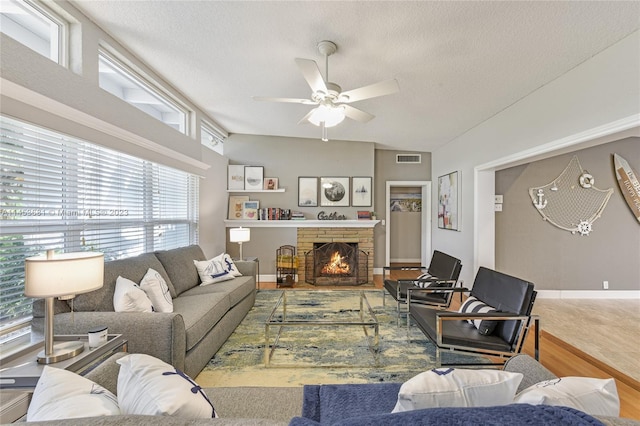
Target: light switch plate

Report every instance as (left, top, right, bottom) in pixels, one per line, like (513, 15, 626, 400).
(494, 195, 503, 203)
(494, 203, 503, 212)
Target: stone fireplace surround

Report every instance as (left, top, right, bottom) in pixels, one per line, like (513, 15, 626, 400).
(297, 227, 374, 285)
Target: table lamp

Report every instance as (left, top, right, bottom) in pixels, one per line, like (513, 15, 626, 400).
(24, 250, 104, 364)
(229, 227, 250, 260)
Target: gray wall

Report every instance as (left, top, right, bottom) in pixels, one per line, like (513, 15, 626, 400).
(495, 137, 640, 291)
(374, 150, 431, 267)
(224, 134, 374, 274)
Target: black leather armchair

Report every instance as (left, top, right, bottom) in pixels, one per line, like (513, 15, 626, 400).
(408, 266, 539, 366)
(383, 250, 462, 319)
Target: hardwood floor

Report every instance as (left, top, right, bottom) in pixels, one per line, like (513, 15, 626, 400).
(260, 271, 640, 420)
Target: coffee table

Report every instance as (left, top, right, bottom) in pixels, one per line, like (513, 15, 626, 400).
(264, 290, 379, 367)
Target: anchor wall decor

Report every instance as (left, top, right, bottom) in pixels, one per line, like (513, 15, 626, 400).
(528, 156, 613, 236)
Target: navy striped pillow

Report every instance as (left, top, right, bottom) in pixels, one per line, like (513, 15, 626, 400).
(458, 296, 498, 335)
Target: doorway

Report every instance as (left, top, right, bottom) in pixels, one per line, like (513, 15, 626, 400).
(385, 181, 431, 267)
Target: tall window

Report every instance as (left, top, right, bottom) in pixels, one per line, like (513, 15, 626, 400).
(0, 0, 65, 64)
(0, 115, 199, 343)
(98, 50, 188, 134)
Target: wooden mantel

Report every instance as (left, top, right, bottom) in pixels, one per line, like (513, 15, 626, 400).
(223, 220, 380, 228)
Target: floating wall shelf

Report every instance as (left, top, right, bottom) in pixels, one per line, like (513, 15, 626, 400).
(226, 189, 285, 193)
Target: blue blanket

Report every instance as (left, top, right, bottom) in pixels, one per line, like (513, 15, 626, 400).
(292, 383, 604, 426)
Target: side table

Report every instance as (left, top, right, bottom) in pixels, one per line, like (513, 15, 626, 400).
(0, 334, 127, 422)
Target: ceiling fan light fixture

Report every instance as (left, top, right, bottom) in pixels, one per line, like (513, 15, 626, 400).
(307, 104, 345, 127)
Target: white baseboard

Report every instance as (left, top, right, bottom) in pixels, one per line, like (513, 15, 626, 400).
(537, 290, 640, 299)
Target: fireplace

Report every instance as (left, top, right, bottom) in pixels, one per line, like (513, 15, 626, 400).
(305, 242, 368, 286)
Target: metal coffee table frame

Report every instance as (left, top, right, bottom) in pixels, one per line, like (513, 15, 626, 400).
(264, 291, 380, 367)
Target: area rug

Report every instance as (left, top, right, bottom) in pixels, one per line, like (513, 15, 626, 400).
(195, 290, 490, 387)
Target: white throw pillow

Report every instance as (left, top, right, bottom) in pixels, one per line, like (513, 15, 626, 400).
(513, 377, 620, 416)
(216, 252, 243, 277)
(392, 368, 523, 413)
(139, 268, 173, 313)
(113, 276, 154, 312)
(193, 258, 234, 285)
(27, 366, 120, 421)
(116, 354, 217, 418)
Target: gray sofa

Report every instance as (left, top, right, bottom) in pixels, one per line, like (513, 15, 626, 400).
(20, 353, 638, 425)
(32, 245, 256, 378)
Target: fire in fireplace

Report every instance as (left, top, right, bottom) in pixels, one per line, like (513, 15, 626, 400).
(322, 250, 351, 275)
(305, 242, 369, 285)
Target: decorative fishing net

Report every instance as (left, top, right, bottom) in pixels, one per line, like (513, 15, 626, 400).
(529, 156, 613, 235)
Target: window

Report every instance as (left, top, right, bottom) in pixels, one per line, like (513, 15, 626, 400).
(0, 115, 199, 343)
(0, 0, 65, 64)
(98, 50, 188, 134)
(201, 121, 226, 155)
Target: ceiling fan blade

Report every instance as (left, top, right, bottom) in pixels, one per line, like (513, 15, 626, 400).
(252, 96, 316, 105)
(340, 79, 399, 103)
(295, 58, 328, 94)
(343, 105, 375, 123)
(297, 109, 315, 125)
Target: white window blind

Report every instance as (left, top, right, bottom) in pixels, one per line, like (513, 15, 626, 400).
(0, 115, 199, 342)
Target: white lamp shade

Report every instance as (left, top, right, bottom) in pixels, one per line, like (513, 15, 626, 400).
(24, 251, 104, 298)
(229, 227, 250, 243)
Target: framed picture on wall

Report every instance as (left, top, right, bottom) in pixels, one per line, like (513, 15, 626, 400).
(263, 177, 278, 190)
(298, 177, 318, 207)
(227, 165, 246, 190)
(438, 170, 460, 231)
(244, 166, 264, 191)
(351, 176, 372, 207)
(228, 195, 249, 220)
(320, 177, 350, 207)
(242, 200, 259, 220)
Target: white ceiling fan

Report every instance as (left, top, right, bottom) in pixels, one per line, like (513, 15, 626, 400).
(253, 40, 400, 141)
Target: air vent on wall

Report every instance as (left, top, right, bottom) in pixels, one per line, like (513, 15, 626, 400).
(396, 154, 421, 164)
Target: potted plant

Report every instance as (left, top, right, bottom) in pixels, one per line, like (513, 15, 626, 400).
(370, 211, 377, 220)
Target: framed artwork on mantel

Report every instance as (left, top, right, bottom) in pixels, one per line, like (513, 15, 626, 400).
(438, 170, 460, 231)
(320, 177, 350, 207)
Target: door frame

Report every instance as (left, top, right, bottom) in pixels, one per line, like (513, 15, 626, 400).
(385, 181, 431, 267)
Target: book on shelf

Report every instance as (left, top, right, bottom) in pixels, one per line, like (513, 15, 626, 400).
(258, 208, 292, 220)
(357, 211, 372, 220)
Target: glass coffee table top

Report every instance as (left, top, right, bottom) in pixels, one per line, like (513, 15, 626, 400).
(264, 290, 380, 367)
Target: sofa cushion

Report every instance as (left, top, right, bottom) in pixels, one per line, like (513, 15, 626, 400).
(73, 253, 173, 312)
(172, 293, 231, 351)
(155, 245, 206, 297)
(180, 275, 255, 307)
(27, 366, 120, 421)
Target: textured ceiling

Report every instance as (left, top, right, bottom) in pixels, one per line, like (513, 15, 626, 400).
(71, 1, 640, 152)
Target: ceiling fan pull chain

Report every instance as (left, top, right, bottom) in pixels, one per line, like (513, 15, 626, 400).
(321, 122, 328, 142)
